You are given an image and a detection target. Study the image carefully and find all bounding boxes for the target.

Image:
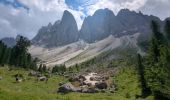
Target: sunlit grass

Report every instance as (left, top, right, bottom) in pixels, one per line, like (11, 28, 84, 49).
(0, 66, 153, 100)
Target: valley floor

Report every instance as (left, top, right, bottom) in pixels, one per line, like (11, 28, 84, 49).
(0, 66, 154, 100)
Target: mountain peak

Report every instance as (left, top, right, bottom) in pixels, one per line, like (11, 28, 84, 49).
(62, 10, 74, 19)
(32, 10, 78, 47)
(93, 8, 115, 17)
(47, 23, 52, 28)
(117, 9, 136, 16)
(61, 10, 77, 26)
(63, 10, 71, 14)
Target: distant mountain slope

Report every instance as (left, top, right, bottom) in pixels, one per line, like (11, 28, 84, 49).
(79, 8, 116, 42)
(29, 33, 142, 67)
(80, 9, 162, 43)
(33, 9, 163, 47)
(30, 8, 169, 67)
(32, 10, 79, 47)
(1, 37, 16, 47)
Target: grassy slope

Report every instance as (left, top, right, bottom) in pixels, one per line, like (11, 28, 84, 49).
(114, 65, 153, 100)
(0, 66, 153, 100)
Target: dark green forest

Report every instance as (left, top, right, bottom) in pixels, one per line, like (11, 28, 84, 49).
(137, 20, 170, 99)
(0, 36, 37, 70)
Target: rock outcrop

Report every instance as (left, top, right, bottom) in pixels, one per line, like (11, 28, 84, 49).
(32, 10, 79, 47)
(79, 8, 115, 42)
(58, 72, 114, 93)
(79, 9, 163, 43)
(58, 83, 81, 93)
(32, 8, 164, 47)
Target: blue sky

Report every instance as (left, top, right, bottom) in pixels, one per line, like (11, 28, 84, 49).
(65, 0, 98, 15)
(0, 0, 29, 12)
(0, 0, 170, 39)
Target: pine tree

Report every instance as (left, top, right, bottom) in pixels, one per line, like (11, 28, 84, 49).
(38, 64, 43, 72)
(52, 65, 60, 73)
(75, 64, 79, 71)
(0, 45, 7, 65)
(165, 20, 170, 41)
(30, 57, 38, 70)
(11, 36, 31, 67)
(0, 41, 4, 63)
(42, 64, 47, 72)
(145, 20, 170, 99)
(151, 21, 164, 44)
(0, 36, 37, 70)
(137, 54, 150, 97)
(148, 20, 165, 63)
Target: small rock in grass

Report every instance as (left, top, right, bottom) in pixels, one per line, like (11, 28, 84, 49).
(0, 76, 2, 80)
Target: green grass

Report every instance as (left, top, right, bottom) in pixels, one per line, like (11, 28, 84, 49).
(114, 65, 154, 100)
(0, 66, 153, 100)
(115, 66, 141, 97)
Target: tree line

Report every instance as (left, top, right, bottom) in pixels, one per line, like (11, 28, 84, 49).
(137, 20, 170, 99)
(0, 36, 37, 70)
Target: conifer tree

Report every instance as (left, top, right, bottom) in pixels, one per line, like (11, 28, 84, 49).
(38, 64, 43, 72)
(137, 54, 150, 97)
(42, 64, 47, 72)
(145, 20, 170, 99)
(165, 20, 170, 41)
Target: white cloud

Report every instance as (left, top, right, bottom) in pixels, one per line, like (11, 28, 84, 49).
(0, 18, 17, 38)
(83, 0, 147, 16)
(0, 0, 84, 39)
(0, 0, 170, 39)
(18, 0, 84, 29)
(139, 0, 170, 20)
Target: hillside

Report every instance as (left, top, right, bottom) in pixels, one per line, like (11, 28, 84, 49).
(29, 33, 143, 67)
(0, 1, 170, 100)
(0, 64, 154, 100)
(30, 8, 167, 67)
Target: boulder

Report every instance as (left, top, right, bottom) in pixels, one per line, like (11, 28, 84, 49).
(79, 75, 86, 81)
(86, 83, 92, 87)
(58, 83, 81, 93)
(0, 76, 2, 80)
(38, 76, 47, 81)
(81, 87, 99, 93)
(103, 76, 109, 80)
(81, 87, 89, 93)
(16, 77, 23, 82)
(28, 71, 41, 77)
(64, 75, 69, 78)
(68, 76, 79, 82)
(90, 77, 95, 81)
(95, 82, 108, 89)
(59, 82, 65, 86)
(14, 74, 23, 78)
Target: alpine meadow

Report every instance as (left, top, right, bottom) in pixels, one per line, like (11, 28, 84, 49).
(0, 0, 170, 100)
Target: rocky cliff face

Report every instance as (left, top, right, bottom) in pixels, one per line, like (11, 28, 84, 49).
(80, 9, 163, 43)
(32, 10, 79, 47)
(79, 8, 115, 42)
(30, 9, 169, 66)
(33, 9, 164, 47)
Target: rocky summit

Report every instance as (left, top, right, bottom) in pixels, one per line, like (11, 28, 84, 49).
(30, 9, 169, 67)
(32, 10, 79, 47)
(33, 9, 164, 47)
(80, 9, 163, 43)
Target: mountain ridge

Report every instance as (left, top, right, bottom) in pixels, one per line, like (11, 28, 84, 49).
(32, 10, 79, 47)
(33, 8, 164, 47)
(29, 8, 170, 66)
